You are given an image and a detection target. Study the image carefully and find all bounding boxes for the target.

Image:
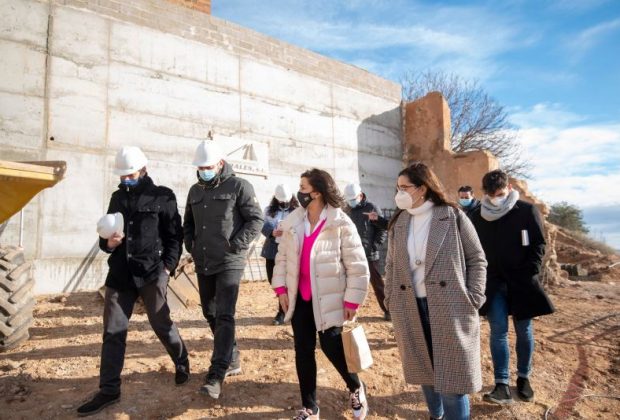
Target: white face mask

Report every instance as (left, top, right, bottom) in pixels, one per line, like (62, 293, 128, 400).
(395, 191, 412, 209)
(490, 195, 508, 207)
(395, 190, 423, 209)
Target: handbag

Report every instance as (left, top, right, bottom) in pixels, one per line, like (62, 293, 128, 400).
(341, 322, 373, 373)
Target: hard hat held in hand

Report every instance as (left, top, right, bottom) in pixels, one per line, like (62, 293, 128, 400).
(97, 213, 124, 239)
(344, 183, 362, 200)
(274, 184, 291, 202)
(114, 146, 148, 176)
(193, 140, 223, 167)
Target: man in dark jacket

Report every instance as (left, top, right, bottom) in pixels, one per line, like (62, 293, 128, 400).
(78, 146, 188, 417)
(458, 185, 481, 219)
(471, 170, 554, 405)
(344, 183, 389, 320)
(183, 140, 263, 399)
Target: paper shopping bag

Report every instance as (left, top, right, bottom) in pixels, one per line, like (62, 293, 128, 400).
(341, 323, 373, 373)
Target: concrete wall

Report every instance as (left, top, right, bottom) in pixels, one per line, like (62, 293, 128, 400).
(0, 0, 402, 293)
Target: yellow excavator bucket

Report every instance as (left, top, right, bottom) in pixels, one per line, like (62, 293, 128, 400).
(0, 160, 67, 225)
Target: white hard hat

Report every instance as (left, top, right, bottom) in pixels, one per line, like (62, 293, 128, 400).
(274, 184, 291, 202)
(97, 213, 124, 239)
(344, 183, 362, 200)
(113, 146, 148, 176)
(193, 140, 223, 167)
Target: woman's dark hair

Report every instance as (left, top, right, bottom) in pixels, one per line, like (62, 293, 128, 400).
(300, 168, 345, 208)
(482, 169, 509, 194)
(388, 161, 457, 230)
(266, 195, 299, 217)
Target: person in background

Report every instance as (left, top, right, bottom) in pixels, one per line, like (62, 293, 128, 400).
(260, 183, 299, 325)
(470, 169, 554, 405)
(78, 146, 188, 417)
(344, 183, 389, 320)
(384, 162, 487, 420)
(273, 169, 370, 420)
(457, 185, 481, 219)
(183, 140, 263, 400)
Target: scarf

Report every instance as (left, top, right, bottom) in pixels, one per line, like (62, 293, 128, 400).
(481, 190, 519, 221)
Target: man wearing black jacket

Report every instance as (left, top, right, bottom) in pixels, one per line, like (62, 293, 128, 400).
(344, 183, 389, 320)
(471, 170, 554, 405)
(78, 146, 188, 417)
(183, 140, 263, 399)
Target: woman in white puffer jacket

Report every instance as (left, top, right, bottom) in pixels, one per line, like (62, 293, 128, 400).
(272, 168, 370, 420)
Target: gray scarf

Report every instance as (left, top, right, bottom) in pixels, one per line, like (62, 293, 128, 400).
(481, 190, 520, 221)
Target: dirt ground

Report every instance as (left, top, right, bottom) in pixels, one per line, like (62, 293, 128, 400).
(1, 272, 619, 419)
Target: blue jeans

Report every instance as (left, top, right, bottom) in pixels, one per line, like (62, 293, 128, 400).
(422, 385, 470, 420)
(486, 290, 534, 384)
(417, 298, 470, 420)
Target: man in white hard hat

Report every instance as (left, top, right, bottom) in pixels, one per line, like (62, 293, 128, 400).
(344, 183, 390, 320)
(78, 146, 189, 417)
(183, 139, 263, 399)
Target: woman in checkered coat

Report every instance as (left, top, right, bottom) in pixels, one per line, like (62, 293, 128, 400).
(384, 162, 487, 420)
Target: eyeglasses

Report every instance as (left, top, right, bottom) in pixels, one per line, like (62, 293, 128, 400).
(396, 184, 418, 192)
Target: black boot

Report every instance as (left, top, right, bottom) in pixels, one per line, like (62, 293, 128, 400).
(483, 383, 513, 404)
(175, 360, 190, 385)
(77, 392, 120, 417)
(517, 377, 534, 402)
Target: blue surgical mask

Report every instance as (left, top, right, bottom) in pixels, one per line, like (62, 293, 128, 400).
(348, 198, 361, 208)
(459, 198, 473, 207)
(199, 169, 217, 182)
(121, 178, 140, 187)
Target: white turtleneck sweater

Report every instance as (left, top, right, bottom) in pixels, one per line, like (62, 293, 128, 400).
(406, 200, 435, 297)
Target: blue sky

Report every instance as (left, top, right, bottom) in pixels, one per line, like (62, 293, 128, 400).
(213, 0, 620, 248)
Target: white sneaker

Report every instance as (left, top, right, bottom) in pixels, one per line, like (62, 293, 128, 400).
(292, 407, 319, 420)
(350, 383, 368, 420)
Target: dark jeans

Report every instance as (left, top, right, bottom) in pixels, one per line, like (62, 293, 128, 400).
(368, 259, 387, 313)
(197, 269, 243, 379)
(99, 273, 188, 395)
(291, 297, 361, 411)
(265, 258, 284, 316)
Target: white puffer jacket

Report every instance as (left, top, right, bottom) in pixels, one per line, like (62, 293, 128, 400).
(273, 205, 369, 331)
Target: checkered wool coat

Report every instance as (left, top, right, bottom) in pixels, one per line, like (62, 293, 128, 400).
(384, 205, 487, 394)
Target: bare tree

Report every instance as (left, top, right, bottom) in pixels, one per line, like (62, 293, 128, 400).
(401, 69, 530, 178)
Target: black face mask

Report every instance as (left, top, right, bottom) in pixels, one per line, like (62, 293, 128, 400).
(279, 201, 289, 209)
(297, 191, 313, 209)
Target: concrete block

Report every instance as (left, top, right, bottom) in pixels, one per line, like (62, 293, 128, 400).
(47, 56, 108, 148)
(241, 58, 332, 113)
(0, 39, 46, 96)
(51, 6, 108, 66)
(107, 108, 213, 159)
(107, 62, 241, 128)
(332, 84, 401, 126)
(34, 257, 109, 294)
(0, 91, 44, 149)
(110, 21, 239, 89)
(0, 0, 49, 48)
(37, 149, 106, 259)
(242, 95, 333, 146)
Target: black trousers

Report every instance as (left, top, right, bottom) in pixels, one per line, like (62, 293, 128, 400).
(291, 297, 361, 411)
(197, 269, 243, 379)
(99, 272, 188, 395)
(368, 259, 388, 313)
(265, 258, 284, 316)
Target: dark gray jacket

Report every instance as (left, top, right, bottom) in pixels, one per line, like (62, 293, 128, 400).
(345, 194, 387, 261)
(183, 162, 263, 275)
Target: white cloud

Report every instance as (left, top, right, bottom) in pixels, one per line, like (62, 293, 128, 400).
(511, 104, 620, 207)
(566, 18, 620, 62)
